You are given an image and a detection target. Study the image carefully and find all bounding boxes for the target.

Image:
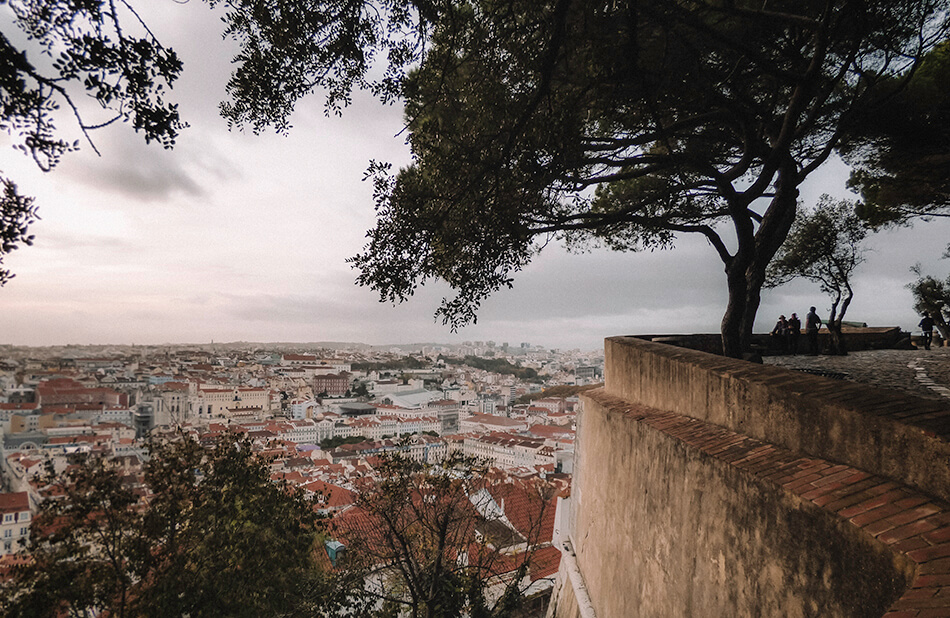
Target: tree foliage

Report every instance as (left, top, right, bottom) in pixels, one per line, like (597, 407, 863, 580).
(766, 196, 868, 354)
(334, 452, 558, 618)
(908, 264, 950, 343)
(210, 0, 949, 356)
(352, 355, 431, 372)
(4, 438, 555, 617)
(1, 434, 341, 618)
(320, 434, 374, 449)
(0, 176, 38, 286)
(841, 40, 950, 227)
(0, 0, 185, 273)
(2, 456, 145, 618)
(1, 0, 185, 169)
(442, 356, 539, 382)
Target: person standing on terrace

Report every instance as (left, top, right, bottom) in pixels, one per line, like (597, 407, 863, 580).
(788, 313, 802, 354)
(806, 307, 823, 355)
(919, 313, 935, 350)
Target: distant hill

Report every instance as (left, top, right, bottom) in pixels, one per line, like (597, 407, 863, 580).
(441, 355, 541, 382)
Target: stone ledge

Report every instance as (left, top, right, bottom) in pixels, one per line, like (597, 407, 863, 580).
(585, 387, 950, 617)
(604, 336, 950, 504)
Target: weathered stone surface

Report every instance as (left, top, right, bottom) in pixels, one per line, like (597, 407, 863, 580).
(604, 337, 950, 502)
(551, 338, 950, 618)
(563, 393, 913, 617)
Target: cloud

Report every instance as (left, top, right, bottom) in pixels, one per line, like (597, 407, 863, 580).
(38, 232, 136, 252)
(224, 293, 340, 324)
(471, 238, 728, 323)
(60, 133, 205, 203)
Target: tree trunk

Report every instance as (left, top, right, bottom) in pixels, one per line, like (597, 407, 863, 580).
(934, 315, 950, 344)
(721, 242, 781, 358)
(827, 289, 853, 355)
(826, 308, 846, 355)
(721, 265, 748, 358)
(719, 166, 800, 358)
(827, 322, 843, 354)
(740, 257, 769, 354)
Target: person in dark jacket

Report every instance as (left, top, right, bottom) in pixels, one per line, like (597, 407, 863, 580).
(805, 307, 822, 355)
(787, 313, 801, 354)
(771, 315, 789, 353)
(919, 313, 935, 350)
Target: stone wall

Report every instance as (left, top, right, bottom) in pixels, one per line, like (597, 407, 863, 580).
(633, 326, 908, 356)
(550, 336, 950, 618)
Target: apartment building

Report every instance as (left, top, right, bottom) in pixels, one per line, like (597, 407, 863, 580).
(0, 492, 31, 555)
(196, 385, 270, 418)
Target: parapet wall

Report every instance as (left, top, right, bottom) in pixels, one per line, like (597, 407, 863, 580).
(550, 337, 950, 618)
(605, 336, 950, 503)
(635, 326, 909, 355)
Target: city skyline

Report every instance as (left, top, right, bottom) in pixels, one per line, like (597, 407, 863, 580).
(1, 2, 948, 351)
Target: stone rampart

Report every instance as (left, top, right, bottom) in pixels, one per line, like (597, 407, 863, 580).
(550, 336, 950, 618)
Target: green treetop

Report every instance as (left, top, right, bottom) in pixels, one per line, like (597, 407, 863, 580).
(841, 39, 950, 227)
(908, 262, 950, 343)
(0, 0, 185, 285)
(2, 434, 343, 618)
(766, 196, 868, 355)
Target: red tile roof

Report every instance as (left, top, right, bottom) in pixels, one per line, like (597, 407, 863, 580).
(0, 492, 30, 514)
(302, 480, 357, 509)
(529, 545, 562, 581)
(0, 403, 39, 411)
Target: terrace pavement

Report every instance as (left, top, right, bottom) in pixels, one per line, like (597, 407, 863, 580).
(764, 346, 950, 403)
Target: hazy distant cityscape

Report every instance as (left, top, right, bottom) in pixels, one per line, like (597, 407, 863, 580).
(0, 339, 598, 607)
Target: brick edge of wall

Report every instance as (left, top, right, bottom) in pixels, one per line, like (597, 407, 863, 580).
(584, 387, 950, 617)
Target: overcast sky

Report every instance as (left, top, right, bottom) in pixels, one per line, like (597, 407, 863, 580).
(1, 2, 948, 352)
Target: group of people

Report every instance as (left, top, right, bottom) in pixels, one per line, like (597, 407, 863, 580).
(771, 307, 823, 355)
(771, 309, 939, 353)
